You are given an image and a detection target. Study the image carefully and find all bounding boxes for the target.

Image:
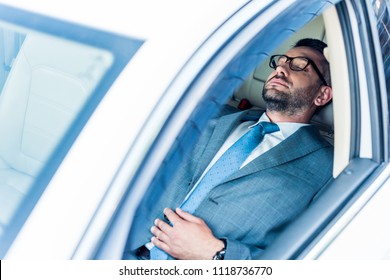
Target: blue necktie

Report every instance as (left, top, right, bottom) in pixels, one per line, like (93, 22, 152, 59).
(150, 121, 279, 259)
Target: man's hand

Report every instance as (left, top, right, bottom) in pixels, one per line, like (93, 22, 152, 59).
(150, 208, 224, 260)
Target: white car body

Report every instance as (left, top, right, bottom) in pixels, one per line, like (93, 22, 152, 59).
(0, 0, 389, 260)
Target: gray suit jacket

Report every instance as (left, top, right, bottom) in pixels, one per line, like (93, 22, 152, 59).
(124, 110, 333, 260)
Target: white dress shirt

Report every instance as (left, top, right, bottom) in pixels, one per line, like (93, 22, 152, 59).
(208, 113, 308, 169)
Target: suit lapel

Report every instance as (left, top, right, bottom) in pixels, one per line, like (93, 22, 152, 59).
(225, 125, 329, 182)
(192, 110, 251, 181)
(192, 110, 329, 186)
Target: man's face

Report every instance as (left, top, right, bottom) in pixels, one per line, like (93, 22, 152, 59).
(262, 46, 326, 115)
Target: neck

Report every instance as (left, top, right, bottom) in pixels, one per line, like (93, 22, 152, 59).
(265, 109, 313, 124)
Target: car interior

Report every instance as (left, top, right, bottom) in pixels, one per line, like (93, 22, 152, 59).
(228, 5, 365, 259)
(0, 29, 112, 237)
(228, 5, 350, 180)
(120, 4, 354, 260)
(223, 7, 352, 258)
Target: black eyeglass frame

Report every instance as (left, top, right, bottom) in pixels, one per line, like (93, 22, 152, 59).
(269, 54, 328, 86)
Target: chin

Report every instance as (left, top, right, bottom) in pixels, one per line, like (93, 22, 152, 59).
(263, 89, 288, 101)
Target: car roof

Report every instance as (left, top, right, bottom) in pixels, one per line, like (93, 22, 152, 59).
(0, 0, 251, 123)
(0, 0, 249, 39)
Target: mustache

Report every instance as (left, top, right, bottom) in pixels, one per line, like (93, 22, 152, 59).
(267, 74, 289, 84)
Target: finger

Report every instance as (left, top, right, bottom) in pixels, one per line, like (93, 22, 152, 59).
(176, 208, 203, 224)
(163, 208, 181, 225)
(150, 225, 169, 242)
(151, 236, 170, 253)
(154, 218, 173, 235)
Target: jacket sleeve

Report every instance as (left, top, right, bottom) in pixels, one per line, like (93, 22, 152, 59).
(223, 238, 254, 260)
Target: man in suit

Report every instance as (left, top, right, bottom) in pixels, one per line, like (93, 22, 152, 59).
(123, 38, 333, 260)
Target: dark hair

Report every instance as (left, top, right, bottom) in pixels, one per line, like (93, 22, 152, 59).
(293, 38, 327, 55)
(294, 38, 331, 86)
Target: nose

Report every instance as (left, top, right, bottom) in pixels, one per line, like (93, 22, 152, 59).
(274, 62, 289, 77)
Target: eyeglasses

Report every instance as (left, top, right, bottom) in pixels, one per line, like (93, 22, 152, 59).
(269, 54, 328, 86)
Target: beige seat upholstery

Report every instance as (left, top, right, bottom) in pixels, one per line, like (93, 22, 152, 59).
(0, 33, 112, 229)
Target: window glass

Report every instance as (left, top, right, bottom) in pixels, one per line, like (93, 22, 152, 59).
(0, 29, 25, 91)
(371, 0, 390, 112)
(123, 3, 334, 260)
(0, 5, 143, 256)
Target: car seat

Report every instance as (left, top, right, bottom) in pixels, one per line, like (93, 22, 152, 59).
(0, 33, 112, 229)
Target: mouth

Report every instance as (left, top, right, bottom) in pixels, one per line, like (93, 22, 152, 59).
(266, 77, 289, 88)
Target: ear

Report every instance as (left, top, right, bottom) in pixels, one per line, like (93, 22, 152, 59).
(314, 86, 333, 107)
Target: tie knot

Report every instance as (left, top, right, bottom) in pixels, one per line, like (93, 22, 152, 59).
(259, 121, 279, 134)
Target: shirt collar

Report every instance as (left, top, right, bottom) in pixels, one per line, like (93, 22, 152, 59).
(249, 112, 309, 139)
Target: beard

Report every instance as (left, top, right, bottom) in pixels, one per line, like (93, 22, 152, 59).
(262, 77, 320, 115)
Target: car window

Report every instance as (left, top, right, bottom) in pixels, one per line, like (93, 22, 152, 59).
(119, 2, 337, 260)
(0, 4, 143, 256)
(0, 30, 25, 91)
(372, 0, 390, 122)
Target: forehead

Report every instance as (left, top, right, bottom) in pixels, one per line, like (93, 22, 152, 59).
(285, 46, 324, 64)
